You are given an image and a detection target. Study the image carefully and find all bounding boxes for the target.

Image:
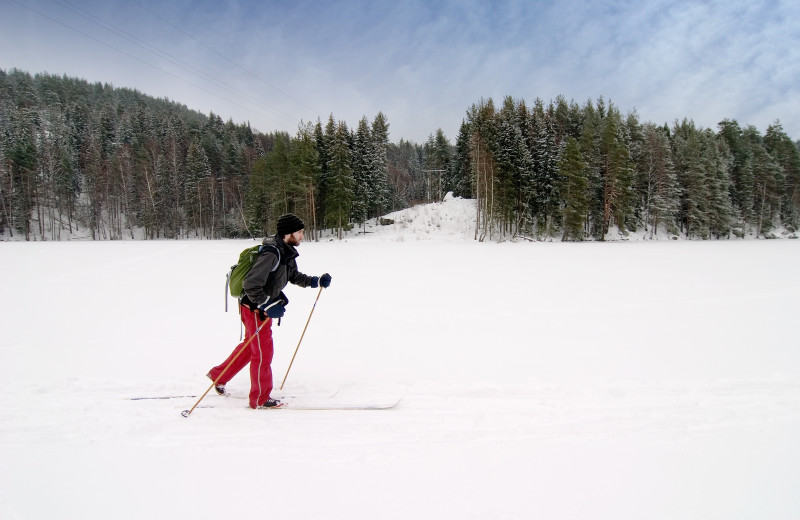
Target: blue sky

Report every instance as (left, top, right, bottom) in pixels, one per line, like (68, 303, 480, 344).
(2, 0, 798, 143)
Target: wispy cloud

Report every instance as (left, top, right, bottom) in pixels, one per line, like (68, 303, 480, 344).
(1, 0, 798, 142)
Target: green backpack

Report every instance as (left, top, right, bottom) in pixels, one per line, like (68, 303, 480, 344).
(225, 244, 280, 310)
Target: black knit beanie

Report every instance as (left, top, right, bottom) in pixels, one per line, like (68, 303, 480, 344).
(276, 213, 305, 236)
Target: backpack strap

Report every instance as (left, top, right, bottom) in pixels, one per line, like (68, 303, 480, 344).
(259, 244, 281, 272)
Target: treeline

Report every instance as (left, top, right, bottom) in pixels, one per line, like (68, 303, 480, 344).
(2, 68, 798, 242)
(1, 68, 262, 240)
(0, 69, 412, 240)
(446, 96, 800, 240)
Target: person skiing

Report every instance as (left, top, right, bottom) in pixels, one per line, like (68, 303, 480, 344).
(207, 213, 332, 409)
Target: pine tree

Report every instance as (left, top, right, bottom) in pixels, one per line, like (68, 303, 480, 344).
(325, 121, 353, 238)
(729, 125, 781, 236)
(550, 95, 584, 144)
(6, 107, 39, 239)
(559, 136, 590, 241)
(139, 152, 161, 238)
(161, 118, 184, 238)
(578, 99, 603, 238)
(290, 121, 320, 239)
(317, 115, 339, 231)
(718, 120, 754, 235)
(764, 121, 800, 231)
(531, 110, 560, 236)
(598, 104, 635, 239)
(750, 136, 782, 236)
(447, 121, 473, 198)
(672, 120, 710, 238)
(369, 112, 390, 219)
(641, 124, 680, 237)
(704, 130, 733, 238)
(624, 111, 646, 233)
(262, 132, 296, 222)
(494, 97, 534, 236)
(312, 118, 328, 231)
(185, 138, 211, 236)
(422, 128, 452, 204)
(245, 154, 271, 236)
(84, 138, 107, 239)
(385, 138, 418, 209)
(466, 98, 498, 241)
(351, 117, 372, 227)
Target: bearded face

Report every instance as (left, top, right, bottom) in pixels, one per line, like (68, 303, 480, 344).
(285, 229, 304, 246)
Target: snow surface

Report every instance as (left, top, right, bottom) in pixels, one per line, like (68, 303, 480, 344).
(2, 196, 800, 519)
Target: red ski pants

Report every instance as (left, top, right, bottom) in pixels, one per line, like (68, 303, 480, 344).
(208, 305, 274, 409)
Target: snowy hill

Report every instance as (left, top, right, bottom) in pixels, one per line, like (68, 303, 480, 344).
(347, 193, 798, 242)
(344, 193, 478, 241)
(1, 198, 800, 519)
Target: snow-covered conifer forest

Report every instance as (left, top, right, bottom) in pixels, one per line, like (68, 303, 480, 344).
(2, 68, 799, 243)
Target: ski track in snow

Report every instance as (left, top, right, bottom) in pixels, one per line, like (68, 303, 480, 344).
(4, 378, 799, 448)
(2, 196, 800, 519)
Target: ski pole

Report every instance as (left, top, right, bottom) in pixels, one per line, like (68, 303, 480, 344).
(182, 300, 282, 418)
(280, 286, 323, 390)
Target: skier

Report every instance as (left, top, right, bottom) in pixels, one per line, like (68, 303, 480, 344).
(207, 213, 332, 408)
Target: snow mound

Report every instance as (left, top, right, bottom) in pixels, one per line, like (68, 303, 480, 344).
(339, 192, 477, 242)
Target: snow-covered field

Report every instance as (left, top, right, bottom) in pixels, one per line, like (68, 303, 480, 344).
(2, 197, 799, 519)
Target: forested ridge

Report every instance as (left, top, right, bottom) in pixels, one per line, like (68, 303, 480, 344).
(453, 97, 800, 241)
(2, 68, 798, 241)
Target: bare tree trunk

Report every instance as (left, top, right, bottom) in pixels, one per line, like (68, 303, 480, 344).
(118, 159, 134, 239)
(309, 183, 317, 242)
(757, 183, 767, 237)
(0, 162, 14, 238)
(143, 165, 159, 240)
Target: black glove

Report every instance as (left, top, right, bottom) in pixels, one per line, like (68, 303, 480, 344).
(320, 273, 332, 288)
(259, 299, 285, 319)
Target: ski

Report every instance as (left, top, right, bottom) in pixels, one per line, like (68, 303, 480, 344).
(130, 392, 402, 410)
(197, 397, 402, 411)
(128, 395, 197, 400)
(283, 398, 402, 410)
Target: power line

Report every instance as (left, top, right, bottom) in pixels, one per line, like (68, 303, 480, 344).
(50, 0, 301, 127)
(132, 0, 323, 117)
(9, 0, 304, 132)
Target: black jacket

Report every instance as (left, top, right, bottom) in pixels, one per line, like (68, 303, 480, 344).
(240, 235, 314, 310)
